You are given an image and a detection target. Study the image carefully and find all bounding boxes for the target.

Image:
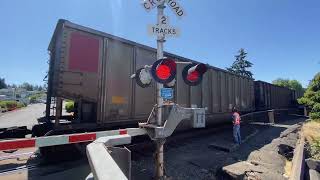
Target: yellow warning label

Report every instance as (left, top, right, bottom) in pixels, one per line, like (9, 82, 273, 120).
(111, 96, 126, 104)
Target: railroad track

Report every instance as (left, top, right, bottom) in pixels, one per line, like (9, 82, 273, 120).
(0, 151, 35, 161)
(0, 164, 39, 175)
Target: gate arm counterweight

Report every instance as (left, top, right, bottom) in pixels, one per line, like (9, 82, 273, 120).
(139, 104, 206, 139)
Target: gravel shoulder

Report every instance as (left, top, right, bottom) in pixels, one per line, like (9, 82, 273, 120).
(131, 116, 306, 180)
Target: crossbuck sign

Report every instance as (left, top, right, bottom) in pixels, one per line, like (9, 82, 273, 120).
(142, 0, 185, 18)
(142, 0, 185, 38)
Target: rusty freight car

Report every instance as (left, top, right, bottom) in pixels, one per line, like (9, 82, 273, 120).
(34, 19, 255, 136)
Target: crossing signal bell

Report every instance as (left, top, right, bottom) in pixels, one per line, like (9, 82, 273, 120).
(151, 58, 177, 84)
(182, 63, 208, 86)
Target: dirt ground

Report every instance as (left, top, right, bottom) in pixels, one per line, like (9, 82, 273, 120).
(131, 116, 306, 180)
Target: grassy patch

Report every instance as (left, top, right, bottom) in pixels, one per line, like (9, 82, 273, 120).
(310, 139, 320, 160)
(302, 120, 320, 143)
(302, 120, 320, 160)
(284, 159, 292, 178)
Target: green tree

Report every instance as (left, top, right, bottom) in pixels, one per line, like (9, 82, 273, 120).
(298, 72, 320, 119)
(20, 82, 34, 91)
(29, 96, 37, 103)
(38, 85, 43, 91)
(227, 48, 254, 78)
(0, 78, 7, 89)
(10, 84, 17, 88)
(272, 78, 304, 92)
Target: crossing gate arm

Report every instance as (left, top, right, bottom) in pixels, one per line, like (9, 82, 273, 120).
(0, 128, 147, 151)
(86, 134, 132, 180)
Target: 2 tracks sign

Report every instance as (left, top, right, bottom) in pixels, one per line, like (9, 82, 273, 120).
(142, 0, 185, 38)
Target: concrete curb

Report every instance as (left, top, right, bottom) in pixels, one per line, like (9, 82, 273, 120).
(309, 169, 320, 180)
(289, 133, 305, 180)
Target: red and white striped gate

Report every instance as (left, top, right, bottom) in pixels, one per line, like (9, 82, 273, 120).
(0, 128, 146, 151)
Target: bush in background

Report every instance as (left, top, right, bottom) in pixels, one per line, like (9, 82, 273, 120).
(0, 100, 25, 111)
(65, 101, 74, 113)
(29, 96, 37, 103)
(28, 93, 45, 104)
(298, 72, 320, 120)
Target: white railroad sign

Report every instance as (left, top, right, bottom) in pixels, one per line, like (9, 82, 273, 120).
(142, 0, 185, 18)
(166, 0, 185, 18)
(148, 24, 180, 37)
(142, 0, 164, 11)
(142, 0, 185, 38)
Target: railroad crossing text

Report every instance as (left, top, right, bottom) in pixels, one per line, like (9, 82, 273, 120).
(148, 25, 180, 37)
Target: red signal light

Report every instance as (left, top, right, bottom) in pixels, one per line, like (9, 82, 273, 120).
(151, 58, 177, 84)
(182, 63, 208, 86)
(187, 71, 200, 82)
(156, 65, 171, 80)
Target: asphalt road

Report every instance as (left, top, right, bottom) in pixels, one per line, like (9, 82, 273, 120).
(0, 103, 46, 129)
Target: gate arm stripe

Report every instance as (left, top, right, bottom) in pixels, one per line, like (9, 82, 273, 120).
(0, 128, 147, 151)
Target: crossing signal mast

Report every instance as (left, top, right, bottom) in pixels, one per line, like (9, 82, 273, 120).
(136, 1, 208, 179)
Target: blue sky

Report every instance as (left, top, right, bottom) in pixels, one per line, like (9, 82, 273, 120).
(0, 0, 319, 87)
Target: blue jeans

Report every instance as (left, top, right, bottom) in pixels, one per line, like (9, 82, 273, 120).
(233, 125, 241, 144)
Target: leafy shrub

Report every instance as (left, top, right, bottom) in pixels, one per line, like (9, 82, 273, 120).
(65, 101, 74, 113)
(310, 112, 320, 120)
(298, 72, 320, 120)
(28, 93, 45, 103)
(29, 96, 37, 103)
(0, 100, 25, 110)
(16, 102, 26, 108)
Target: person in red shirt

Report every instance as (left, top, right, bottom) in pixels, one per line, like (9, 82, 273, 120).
(232, 107, 241, 145)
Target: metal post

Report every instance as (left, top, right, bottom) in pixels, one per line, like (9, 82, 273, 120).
(156, 3, 165, 127)
(55, 97, 62, 127)
(156, 2, 165, 179)
(155, 139, 165, 179)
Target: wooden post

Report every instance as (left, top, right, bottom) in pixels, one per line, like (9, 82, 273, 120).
(268, 110, 275, 124)
(304, 107, 308, 117)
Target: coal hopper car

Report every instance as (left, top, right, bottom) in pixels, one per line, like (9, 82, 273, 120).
(254, 81, 297, 111)
(32, 19, 256, 136)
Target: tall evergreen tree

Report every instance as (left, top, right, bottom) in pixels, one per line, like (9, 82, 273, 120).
(227, 48, 254, 78)
(0, 78, 7, 89)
